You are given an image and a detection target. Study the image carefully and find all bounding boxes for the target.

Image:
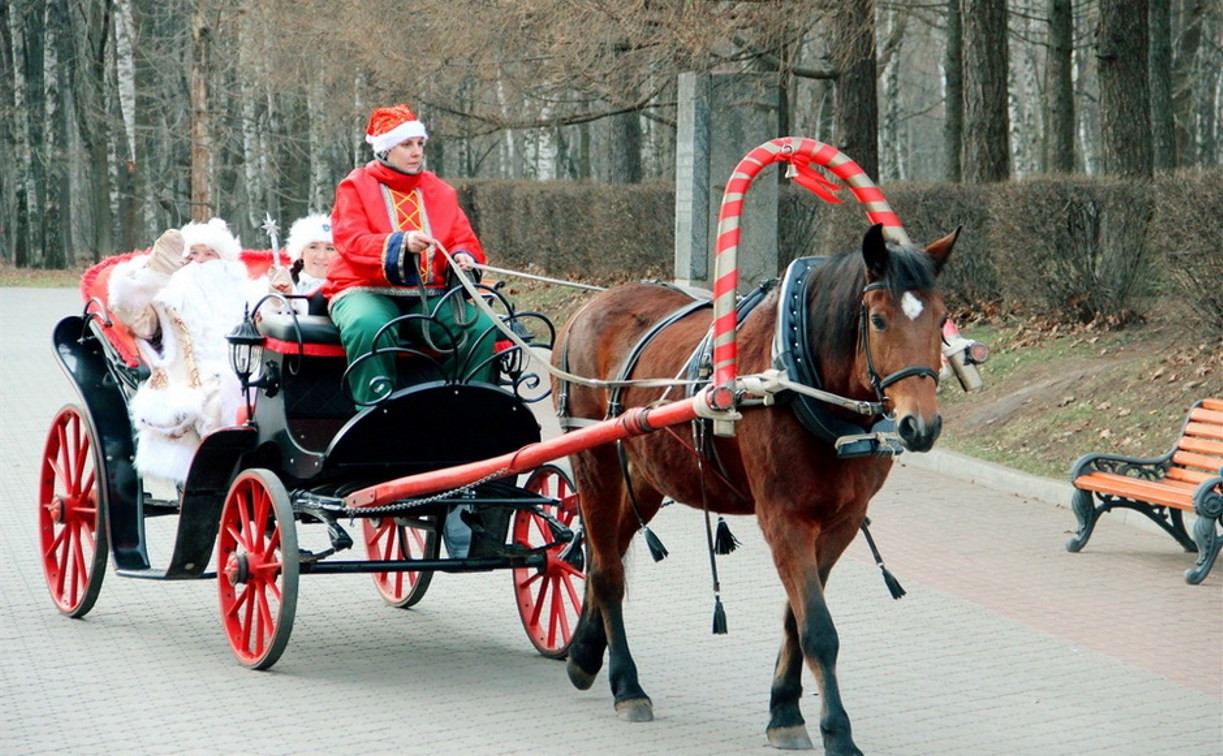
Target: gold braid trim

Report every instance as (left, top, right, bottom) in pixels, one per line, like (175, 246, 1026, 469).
(164, 305, 202, 389)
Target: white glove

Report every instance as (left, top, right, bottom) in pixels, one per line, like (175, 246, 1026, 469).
(146, 229, 186, 275)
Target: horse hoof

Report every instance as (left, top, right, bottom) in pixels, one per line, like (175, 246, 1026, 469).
(614, 698, 654, 722)
(766, 725, 814, 750)
(566, 659, 598, 690)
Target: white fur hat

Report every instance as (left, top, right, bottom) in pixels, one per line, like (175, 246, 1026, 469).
(285, 213, 334, 261)
(180, 218, 241, 261)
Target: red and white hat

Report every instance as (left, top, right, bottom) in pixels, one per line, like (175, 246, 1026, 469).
(286, 213, 333, 261)
(180, 218, 241, 261)
(365, 104, 428, 154)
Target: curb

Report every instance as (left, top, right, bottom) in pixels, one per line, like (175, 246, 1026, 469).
(896, 447, 1178, 538)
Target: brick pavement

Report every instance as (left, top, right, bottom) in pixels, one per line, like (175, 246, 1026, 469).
(1, 288, 1219, 755)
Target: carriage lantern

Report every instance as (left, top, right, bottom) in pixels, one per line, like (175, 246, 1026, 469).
(226, 305, 273, 417)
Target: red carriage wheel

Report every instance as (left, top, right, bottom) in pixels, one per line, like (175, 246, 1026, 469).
(361, 515, 439, 608)
(514, 464, 586, 658)
(217, 469, 298, 670)
(38, 405, 108, 618)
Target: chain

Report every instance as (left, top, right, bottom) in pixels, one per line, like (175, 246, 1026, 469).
(344, 466, 511, 517)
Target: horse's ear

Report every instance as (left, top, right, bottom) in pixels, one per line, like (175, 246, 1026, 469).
(861, 223, 889, 281)
(924, 226, 961, 275)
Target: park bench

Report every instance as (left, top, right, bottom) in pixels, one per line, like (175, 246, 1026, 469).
(1066, 398, 1222, 584)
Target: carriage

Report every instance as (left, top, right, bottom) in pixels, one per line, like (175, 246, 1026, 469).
(39, 248, 586, 669)
(40, 137, 986, 752)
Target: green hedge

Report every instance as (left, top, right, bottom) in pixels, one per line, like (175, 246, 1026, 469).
(454, 171, 1222, 331)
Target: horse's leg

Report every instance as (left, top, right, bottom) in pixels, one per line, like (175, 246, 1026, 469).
(762, 517, 863, 756)
(566, 600, 605, 689)
(766, 604, 815, 750)
(565, 447, 657, 721)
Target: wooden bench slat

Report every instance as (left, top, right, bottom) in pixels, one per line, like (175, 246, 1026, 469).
(1178, 436, 1223, 456)
(1074, 471, 1196, 509)
(1201, 398, 1223, 411)
(1171, 449, 1223, 473)
(1166, 466, 1215, 486)
(1184, 421, 1223, 441)
(1188, 407, 1223, 425)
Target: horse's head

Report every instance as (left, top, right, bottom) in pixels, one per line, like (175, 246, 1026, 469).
(854, 223, 959, 452)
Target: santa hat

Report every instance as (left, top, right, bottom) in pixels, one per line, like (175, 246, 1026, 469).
(285, 213, 333, 261)
(365, 104, 428, 154)
(179, 218, 241, 261)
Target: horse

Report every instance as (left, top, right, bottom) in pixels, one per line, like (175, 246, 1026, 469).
(552, 222, 958, 754)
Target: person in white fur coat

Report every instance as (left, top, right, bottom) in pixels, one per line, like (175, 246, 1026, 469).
(108, 218, 292, 484)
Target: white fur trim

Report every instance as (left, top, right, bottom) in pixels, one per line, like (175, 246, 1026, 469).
(180, 218, 241, 261)
(366, 120, 428, 153)
(108, 254, 168, 314)
(901, 291, 924, 320)
(134, 428, 200, 484)
(286, 213, 334, 261)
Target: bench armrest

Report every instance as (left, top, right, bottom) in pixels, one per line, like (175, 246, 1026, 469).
(1192, 476, 1223, 518)
(1069, 450, 1173, 482)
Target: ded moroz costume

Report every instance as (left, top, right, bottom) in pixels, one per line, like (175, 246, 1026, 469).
(107, 218, 282, 483)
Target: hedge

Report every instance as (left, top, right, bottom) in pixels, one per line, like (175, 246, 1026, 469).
(453, 170, 1222, 331)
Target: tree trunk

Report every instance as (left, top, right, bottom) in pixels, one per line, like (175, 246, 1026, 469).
(72, 0, 113, 262)
(1, 1, 21, 262)
(1098, 0, 1153, 178)
(832, 0, 879, 181)
(47, 0, 73, 268)
(944, 0, 963, 181)
(1172, 0, 1205, 166)
(961, 0, 1010, 182)
(21, 0, 47, 266)
(113, 0, 138, 250)
(1047, 0, 1075, 173)
(1149, 0, 1176, 172)
(190, 1, 212, 221)
(607, 111, 643, 183)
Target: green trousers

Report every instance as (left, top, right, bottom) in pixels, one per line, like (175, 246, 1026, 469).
(330, 291, 498, 403)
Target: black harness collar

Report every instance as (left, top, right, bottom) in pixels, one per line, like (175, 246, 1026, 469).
(772, 257, 918, 457)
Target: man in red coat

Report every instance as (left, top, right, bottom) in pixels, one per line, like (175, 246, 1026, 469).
(327, 104, 497, 403)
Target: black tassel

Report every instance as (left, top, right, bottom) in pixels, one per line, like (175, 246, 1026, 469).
(643, 526, 669, 562)
(880, 565, 906, 600)
(711, 596, 728, 635)
(713, 517, 740, 555)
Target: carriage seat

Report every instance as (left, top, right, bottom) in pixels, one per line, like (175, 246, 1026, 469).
(259, 313, 346, 357)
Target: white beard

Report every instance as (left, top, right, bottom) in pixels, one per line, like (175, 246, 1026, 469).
(159, 260, 261, 365)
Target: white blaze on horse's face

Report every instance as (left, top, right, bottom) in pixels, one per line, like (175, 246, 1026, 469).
(901, 291, 923, 320)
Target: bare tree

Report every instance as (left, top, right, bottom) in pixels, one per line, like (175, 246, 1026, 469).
(831, 0, 879, 180)
(962, 0, 1010, 182)
(944, 0, 964, 181)
(1098, 0, 1153, 178)
(1047, 0, 1076, 172)
(1149, 0, 1176, 171)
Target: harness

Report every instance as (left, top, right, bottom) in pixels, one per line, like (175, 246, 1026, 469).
(771, 256, 936, 457)
(557, 260, 937, 458)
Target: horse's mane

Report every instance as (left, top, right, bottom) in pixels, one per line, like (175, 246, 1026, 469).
(807, 243, 937, 373)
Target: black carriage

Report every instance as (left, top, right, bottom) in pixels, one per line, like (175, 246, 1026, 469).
(39, 251, 585, 669)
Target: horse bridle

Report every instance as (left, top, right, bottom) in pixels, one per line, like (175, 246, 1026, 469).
(859, 281, 940, 407)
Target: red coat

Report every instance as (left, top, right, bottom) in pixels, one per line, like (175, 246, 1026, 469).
(324, 161, 485, 302)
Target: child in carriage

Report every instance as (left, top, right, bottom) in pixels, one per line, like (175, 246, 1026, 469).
(107, 218, 293, 484)
(284, 212, 336, 314)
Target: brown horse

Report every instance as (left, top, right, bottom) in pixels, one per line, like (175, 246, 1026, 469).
(552, 223, 958, 753)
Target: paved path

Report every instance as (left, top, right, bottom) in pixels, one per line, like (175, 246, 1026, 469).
(1, 288, 1219, 755)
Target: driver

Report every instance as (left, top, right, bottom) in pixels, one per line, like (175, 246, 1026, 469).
(325, 103, 498, 403)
